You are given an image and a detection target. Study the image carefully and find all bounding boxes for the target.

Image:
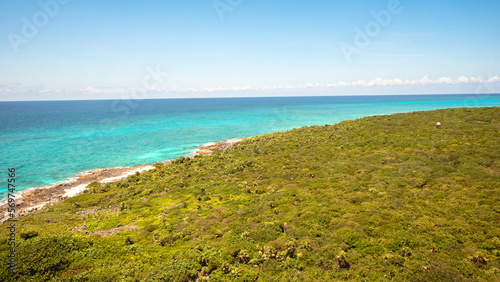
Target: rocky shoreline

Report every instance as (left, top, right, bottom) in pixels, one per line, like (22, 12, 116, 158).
(0, 138, 246, 223)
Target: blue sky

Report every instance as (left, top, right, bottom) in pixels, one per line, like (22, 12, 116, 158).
(1, 0, 499, 101)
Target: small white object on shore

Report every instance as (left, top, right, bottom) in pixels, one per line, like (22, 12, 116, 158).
(436, 122, 441, 129)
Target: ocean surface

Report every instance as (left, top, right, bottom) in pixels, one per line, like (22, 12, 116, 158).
(1, 94, 500, 199)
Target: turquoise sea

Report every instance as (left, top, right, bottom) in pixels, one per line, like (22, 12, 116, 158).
(1, 94, 499, 198)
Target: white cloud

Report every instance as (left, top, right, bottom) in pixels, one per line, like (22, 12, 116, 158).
(488, 76, 500, 82)
(420, 75, 433, 85)
(437, 77, 453, 84)
(79, 86, 134, 94)
(2, 75, 499, 98)
(151, 75, 500, 93)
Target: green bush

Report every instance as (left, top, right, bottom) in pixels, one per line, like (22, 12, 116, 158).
(1, 107, 500, 281)
(11, 235, 90, 278)
(144, 259, 199, 281)
(20, 230, 39, 240)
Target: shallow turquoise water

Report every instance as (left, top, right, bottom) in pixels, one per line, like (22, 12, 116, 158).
(1, 94, 499, 198)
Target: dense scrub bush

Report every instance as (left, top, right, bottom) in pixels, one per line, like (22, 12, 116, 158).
(1, 107, 500, 281)
(0, 235, 91, 281)
(19, 230, 38, 240)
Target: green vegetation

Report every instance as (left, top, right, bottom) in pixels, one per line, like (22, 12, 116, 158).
(19, 231, 38, 240)
(1, 107, 500, 281)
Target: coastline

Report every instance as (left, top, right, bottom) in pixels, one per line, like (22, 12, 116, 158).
(0, 137, 247, 223)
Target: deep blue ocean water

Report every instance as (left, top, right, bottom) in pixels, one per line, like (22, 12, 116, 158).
(1, 94, 499, 198)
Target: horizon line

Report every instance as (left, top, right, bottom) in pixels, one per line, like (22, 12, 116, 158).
(1, 92, 499, 103)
